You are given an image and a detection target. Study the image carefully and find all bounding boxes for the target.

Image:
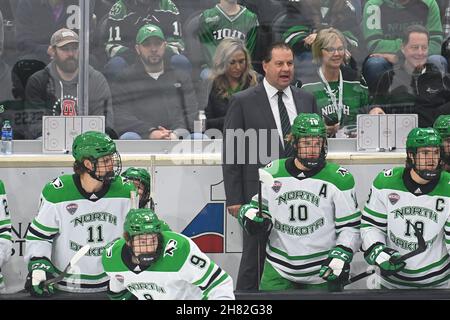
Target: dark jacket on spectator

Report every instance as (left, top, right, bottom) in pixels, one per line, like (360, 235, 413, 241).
(111, 59, 199, 138)
(24, 61, 114, 139)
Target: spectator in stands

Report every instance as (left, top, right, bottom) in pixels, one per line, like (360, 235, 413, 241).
(277, 0, 362, 83)
(15, 0, 95, 64)
(103, 0, 190, 80)
(205, 38, 258, 131)
(301, 28, 369, 138)
(198, 0, 259, 78)
(362, 0, 446, 93)
(111, 24, 198, 139)
(369, 25, 450, 127)
(24, 28, 114, 139)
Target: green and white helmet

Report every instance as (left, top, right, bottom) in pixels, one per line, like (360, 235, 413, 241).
(290, 113, 327, 169)
(433, 115, 450, 165)
(72, 131, 122, 183)
(124, 208, 163, 266)
(121, 168, 152, 209)
(406, 127, 442, 180)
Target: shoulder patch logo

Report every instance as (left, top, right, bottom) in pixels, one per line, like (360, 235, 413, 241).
(51, 178, 63, 189)
(383, 169, 393, 177)
(337, 167, 349, 177)
(272, 180, 282, 193)
(66, 203, 78, 215)
(388, 193, 400, 205)
(164, 239, 178, 257)
(115, 275, 124, 283)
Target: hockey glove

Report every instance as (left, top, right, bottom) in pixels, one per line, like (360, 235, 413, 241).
(238, 204, 273, 236)
(25, 257, 57, 297)
(364, 243, 406, 276)
(319, 245, 353, 283)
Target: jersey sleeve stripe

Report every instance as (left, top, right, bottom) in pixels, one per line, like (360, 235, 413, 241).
(335, 220, 360, 230)
(267, 253, 325, 270)
(0, 226, 11, 234)
(361, 215, 387, 228)
(0, 219, 11, 226)
(0, 234, 12, 241)
(445, 222, 450, 227)
(27, 226, 56, 241)
(268, 243, 329, 260)
(193, 262, 215, 286)
(32, 219, 59, 233)
(335, 211, 361, 223)
(199, 267, 222, 291)
(202, 273, 230, 300)
(363, 206, 387, 219)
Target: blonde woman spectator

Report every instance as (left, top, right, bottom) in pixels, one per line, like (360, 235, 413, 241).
(205, 38, 259, 131)
(301, 28, 369, 137)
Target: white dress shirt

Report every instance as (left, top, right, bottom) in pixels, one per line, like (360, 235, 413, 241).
(263, 78, 298, 147)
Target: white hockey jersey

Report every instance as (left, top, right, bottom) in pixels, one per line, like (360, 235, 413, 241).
(246, 159, 361, 285)
(25, 174, 135, 292)
(102, 232, 235, 300)
(0, 180, 12, 268)
(361, 167, 450, 289)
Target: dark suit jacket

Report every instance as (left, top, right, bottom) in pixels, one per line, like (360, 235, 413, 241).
(222, 81, 318, 206)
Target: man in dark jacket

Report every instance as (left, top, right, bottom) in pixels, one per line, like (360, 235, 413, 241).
(24, 28, 114, 139)
(111, 24, 198, 139)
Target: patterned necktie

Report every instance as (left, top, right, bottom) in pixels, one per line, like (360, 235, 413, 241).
(277, 91, 294, 157)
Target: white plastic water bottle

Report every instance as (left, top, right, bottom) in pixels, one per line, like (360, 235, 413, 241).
(1, 120, 13, 155)
(198, 110, 206, 133)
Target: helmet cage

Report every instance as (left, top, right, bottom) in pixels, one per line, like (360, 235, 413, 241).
(406, 146, 443, 180)
(293, 135, 328, 169)
(85, 151, 122, 183)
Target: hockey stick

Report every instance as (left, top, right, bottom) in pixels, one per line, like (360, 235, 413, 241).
(42, 244, 91, 287)
(344, 222, 426, 287)
(258, 169, 274, 218)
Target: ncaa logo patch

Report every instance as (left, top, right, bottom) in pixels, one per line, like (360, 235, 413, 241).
(115, 275, 124, 283)
(272, 181, 282, 193)
(66, 203, 78, 215)
(388, 193, 400, 205)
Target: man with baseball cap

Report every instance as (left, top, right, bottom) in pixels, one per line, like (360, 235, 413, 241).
(111, 24, 198, 140)
(23, 28, 115, 139)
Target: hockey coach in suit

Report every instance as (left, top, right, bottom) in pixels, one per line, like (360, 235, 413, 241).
(223, 42, 318, 290)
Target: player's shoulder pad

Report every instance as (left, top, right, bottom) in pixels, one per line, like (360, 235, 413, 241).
(264, 159, 287, 178)
(317, 162, 355, 191)
(372, 167, 404, 189)
(109, 0, 126, 19)
(41, 175, 73, 200)
(161, 231, 190, 258)
(110, 177, 136, 197)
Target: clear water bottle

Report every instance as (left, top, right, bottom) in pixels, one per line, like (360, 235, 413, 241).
(1, 120, 13, 155)
(198, 110, 206, 133)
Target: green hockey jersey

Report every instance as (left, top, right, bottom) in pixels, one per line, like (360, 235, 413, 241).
(0, 180, 11, 268)
(198, 4, 259, 66)
(242, 159, 361, 285)
(105, 0, 183, 62)
(102, 231, 234, 300)
(25, 174, 135, 292)
(361, 167, 450, 288)
(301, 70, 369, 127)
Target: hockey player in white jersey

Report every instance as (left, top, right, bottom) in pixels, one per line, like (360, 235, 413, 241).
(25, 131, 136, 297)
(121, 167, 154, 210)
(0, 180, 12, 293)
(102, 208, 235, 300)
(361, 127, 450, 289)
(238, 113, 361, 291)
(434, 115, 450, 173)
